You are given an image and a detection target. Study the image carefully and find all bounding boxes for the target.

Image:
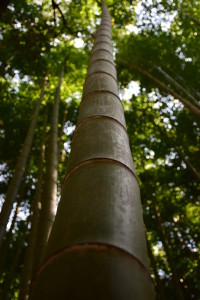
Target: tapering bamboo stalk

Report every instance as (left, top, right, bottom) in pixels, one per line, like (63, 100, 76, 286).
(0, 79, 47, 247)
(35, 64, 65, 267)
(30, 2, 154, 299)
(18, 111, 47, 300)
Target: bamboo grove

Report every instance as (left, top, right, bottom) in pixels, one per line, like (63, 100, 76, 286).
(0, 0, 199, 299)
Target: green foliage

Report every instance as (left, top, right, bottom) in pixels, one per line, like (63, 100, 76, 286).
(0, 0, 199, 299)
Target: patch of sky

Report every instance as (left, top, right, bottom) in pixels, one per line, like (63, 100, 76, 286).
(144, 147, 155, 159)
(62, 33, 71, 40)
(0, 194, 4, 211)
(63, 121, 76, 154)
(65, 97, 72, 103)
(64, 121, 76, 136)
(74, 38, 84, 49)
(151, 91, 183, 130)
(153, 241, 163, 255)
(0, 163, 11, 185)
(6, 203, 17, 231)
(46, 20, 55, 26)
(119, 81, 140, 101)
(2, 200, 29, 231)
(34, 0, 43, 5)
(181, 161, 186, 168)
(50, 38, 61, 47)
(158, 269, 166, 279)
(125, 24, 139, 35)
(7, 4, 15, 11)
(6, 70, 33, 93)
(64, 140, 71, 154)
(17, 206, 30, 225)
(165, 151, 176, 166)
(13, 20, 27, 32)
(0, 129, 5, 138)
(71, 91, 82, 100)
(126, 0, 177, 34)
(175, 47, 192, 62)
(96, 18, 101, 26)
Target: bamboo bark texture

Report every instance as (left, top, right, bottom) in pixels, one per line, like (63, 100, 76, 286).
(31, 2, 154, 299)
(0, 79, 46, 248)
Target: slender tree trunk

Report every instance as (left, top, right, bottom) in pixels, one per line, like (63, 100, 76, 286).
(0, 79, 46, 248)
(146, 237, 166, 300)
(30, 2, 155, 299)
(18, 112, 47, 300)
(58, 104, 68, 161)
(0, 174, 27, 278)
(0, 200, 20, 278)
(120, 61, 200, 117)
(154, 122, 200, 184)
(167, 67, 200, 101)
(154, 204, 185, 300)
(153, 65, 200, 109)
(179, 10, 200, 26)
(35, 65, 65, 268)
(58, 105, 68, 146)
(184, 156, 200, 182)
(1, 225, 27, 300)
(58, 105, 68, 165)
(175, 148, 200, 183)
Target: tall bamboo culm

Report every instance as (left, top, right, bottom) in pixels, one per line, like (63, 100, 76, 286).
(30, 2, 155, 299)
(0, 79, 46, 247)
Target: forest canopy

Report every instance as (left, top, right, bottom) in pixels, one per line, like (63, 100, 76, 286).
(0, 0, 199, 299)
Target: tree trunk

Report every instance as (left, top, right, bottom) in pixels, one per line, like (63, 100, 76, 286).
(154, 65, 200, 109)
(35, 65, 65, 268)
(120, 61, 200, 118)
(30, 2, 155, 299)
(58, 104, 68, 162)
(0, 173, 28, 278)
(154, 122, 200, 184)
(175, 148, 200, 183)
(18, 111, 47, 300)
(146, 237, 166, 300)
(154, 204, 185, 300)
(180, 10, 200, 26)
(58, 104, 68, 148)
(0, 200, 20, 279)
(1, 225, 27, 300)
(0, 79, 46, 248)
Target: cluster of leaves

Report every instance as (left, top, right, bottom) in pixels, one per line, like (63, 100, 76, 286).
(116, 0, 200, 297)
